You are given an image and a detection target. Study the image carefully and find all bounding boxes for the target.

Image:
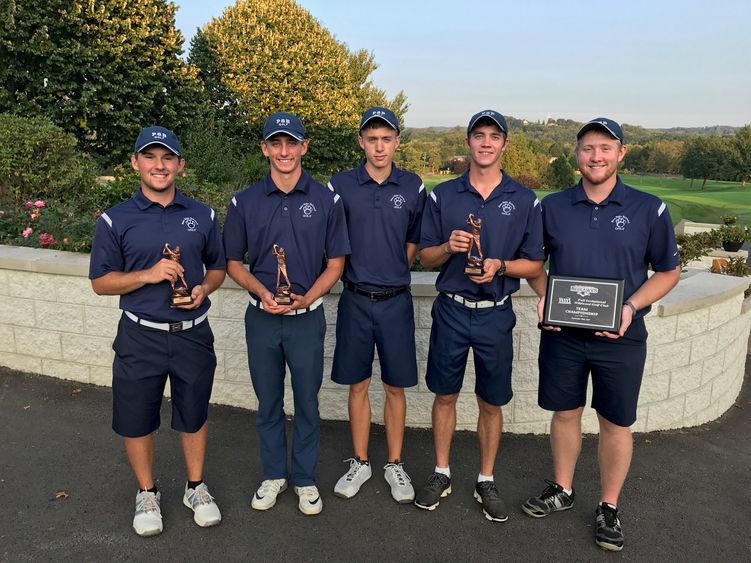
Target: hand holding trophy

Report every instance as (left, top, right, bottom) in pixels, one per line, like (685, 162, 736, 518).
(272, 244, 293, 305)
(163, 243, 193, 307)
(464, 213, 484, 277)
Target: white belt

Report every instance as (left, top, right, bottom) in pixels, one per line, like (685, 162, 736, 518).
(124, 310, 208, 332)
(444, 292, 509, 309)
(249, 296, 323, 316)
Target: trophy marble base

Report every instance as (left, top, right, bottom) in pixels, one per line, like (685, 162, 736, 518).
(170, 294, 193, 307)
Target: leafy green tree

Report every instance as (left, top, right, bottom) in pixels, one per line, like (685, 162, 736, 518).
(680, 136, 730, 189)
(547, 156, 576, 189)
(729, 125, 751, 186)
(0, 0, 200, 166)
(190, 0, 406, 178)
(504, 133, 547, 186)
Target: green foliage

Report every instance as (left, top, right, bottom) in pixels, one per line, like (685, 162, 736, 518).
(547, 156, 576, 190)
(680, 135, 735, 188)
(0, 113, 96, 203)
(728, 125, 751, 184)
(717, 224, 749, 243)
(0, 0, 201, 166)
(717, 256, 751, 278)
(675, 230, 722, 270)
(190, 0, 405, 177)
(503, 133, 549, 187)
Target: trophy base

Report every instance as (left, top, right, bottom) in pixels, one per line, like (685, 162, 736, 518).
(274, 287, 292, 305)
(170, 294, 193, 307)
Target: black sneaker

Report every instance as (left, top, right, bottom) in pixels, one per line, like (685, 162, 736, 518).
(414, 472, 451, 510)
(595, 502, 624, 552)
(521, 479, 575, 518)
(473, 481, 508, 522)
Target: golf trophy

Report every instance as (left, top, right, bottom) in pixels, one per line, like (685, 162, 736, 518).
(163, 243, 193, 307)
(464, 213, 484, 277)
(272, 244, 293, 305)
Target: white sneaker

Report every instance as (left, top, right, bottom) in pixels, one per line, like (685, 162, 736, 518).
(251, 479, 288, 511)
(384, 462, 415, 504)
(133, 490, 163, 537)
(333, 457, 372, 498)
(294, 485, 323, 515)
(183, 482, 222, 527)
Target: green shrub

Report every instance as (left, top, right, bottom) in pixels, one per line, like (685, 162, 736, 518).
(676, 230, 722, 270)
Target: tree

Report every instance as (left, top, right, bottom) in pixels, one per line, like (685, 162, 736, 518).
(503, 133, 548, 186)
(547, 156, 576, 189)
(0, 0, 200, 166)
(729, 125, 751, 186)
(645, 140, 683, 174)
(189, 0, 406, 178)
(680, 136, 730, 189)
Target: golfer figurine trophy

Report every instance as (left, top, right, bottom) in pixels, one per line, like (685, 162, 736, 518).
(272, 244, 293, 305)
(163, 243, 193, 307)
(464, 213, 484, 277)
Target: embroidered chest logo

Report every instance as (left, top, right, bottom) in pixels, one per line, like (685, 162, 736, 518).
(181, 217, 198, 231)
(391, 194, 405, 209)
(611, 215, 630, 231)
(498, 201, 516, 216)
(299, 202, 317, 218)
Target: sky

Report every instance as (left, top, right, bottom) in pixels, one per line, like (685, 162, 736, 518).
(173, 0, 751, 129)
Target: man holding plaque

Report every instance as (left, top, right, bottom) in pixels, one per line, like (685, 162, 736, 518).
(223, 112, 350, 516)
(415, 110, 545, 522)
(328, 107, 426, 504)
(522, 118, 680, 552)
(89, 126, 226, 536)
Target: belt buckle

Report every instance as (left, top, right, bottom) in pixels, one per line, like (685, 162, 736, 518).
(169, 321, 183, 333)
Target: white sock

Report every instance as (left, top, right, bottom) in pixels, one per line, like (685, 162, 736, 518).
(477, 473, 494, 483)
(434, 466, 450, 478)
(563, 487, 573, 496)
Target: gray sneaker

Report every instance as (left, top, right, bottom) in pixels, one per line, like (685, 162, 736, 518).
(183, 482, 221, 527)
(383, 461, 415, 503)
(133, 490, 162, 537)
(251, 479, 288, 511)
(334, 457, 372, 499)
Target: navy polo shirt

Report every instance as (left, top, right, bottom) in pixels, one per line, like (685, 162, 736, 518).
(89, 188, 226, 322)
(223, 171, 351, 295)
(541, 177, 679, 318)
(420, 171, 545, 301)
(328, 160, 426, 288)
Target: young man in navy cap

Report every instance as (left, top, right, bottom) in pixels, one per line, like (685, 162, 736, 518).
(224, 112, 350, 516)
(415, 110, 545, 522)
(89, 126, 225, 536)
(522, 118, 680, 551)
(328, 107, 426, 503)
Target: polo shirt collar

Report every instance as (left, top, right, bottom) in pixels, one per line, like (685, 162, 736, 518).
(355, 159, 400, 186)
(263, 171, 311, 196)
(571, 176, 626, 206)
(456, 169, 516, 196)
(133, 187, 189, 210)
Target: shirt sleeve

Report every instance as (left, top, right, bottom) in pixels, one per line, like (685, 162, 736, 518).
(88, 213, 123, 279)
(222, 195, 248, 262)
(646, 201, 680, 272)
(324, 192, 351, 258)
(420, 189, 443, 248)
(517, 196, 546, 260)
(202, 209, 226, 270)
(406, 181, 427, 244)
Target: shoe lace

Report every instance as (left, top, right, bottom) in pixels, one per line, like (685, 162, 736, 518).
(477, 481, 500, 500)
(425, 472, 448, 491)
(384, 462, 411, 486)
(137, 492, 159, 513)
(258, 480, 283, 496)
(598, 504, 621, 529)
(539, 479, 564, 502)
(297, 486, 318, 500)
(189, 485, 214, 506)
(342, 457, 368, 482)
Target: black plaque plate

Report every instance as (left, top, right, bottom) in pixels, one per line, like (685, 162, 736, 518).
(543, 275, 625, 331)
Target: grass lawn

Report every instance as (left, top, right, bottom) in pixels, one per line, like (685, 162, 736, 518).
(421, 174, 750, 227)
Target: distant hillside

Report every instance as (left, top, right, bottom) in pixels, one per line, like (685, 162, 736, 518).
(405, 118, 741, 147)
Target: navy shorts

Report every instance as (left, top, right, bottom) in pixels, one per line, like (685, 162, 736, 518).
(332, 287, 418, 388)
(426, 293, 516, 406)
(538, 317, 648, 427)
(111, 314, 216, 438)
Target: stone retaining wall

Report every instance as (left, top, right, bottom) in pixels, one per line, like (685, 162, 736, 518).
(1, 245, 749, 433)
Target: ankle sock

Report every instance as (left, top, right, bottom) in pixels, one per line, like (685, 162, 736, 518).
(477, 473, 494, 483)
(434, 466, 450, 478)
(139, 485, 158, 494)
(187, 480, 203, 489)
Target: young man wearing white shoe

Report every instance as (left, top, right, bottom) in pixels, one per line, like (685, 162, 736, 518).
(89, 126, 225, 536)
(224, 112, 350, 515)
(328, 107, 426, 503)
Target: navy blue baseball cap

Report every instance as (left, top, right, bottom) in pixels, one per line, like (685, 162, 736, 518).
(467, 110, 508, 136)
(134, 126, 181, 157)
(263, 112, 306, 141)
(359, 107, 400, 134)
(577, 117, 625, 144)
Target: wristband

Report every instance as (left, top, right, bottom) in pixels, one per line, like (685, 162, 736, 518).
(624, 300, 637, 314)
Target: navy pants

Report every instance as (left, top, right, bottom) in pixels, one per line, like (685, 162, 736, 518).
(245, 305, 325, 486)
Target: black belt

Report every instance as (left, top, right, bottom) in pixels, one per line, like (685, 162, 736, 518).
(343, 281, 409, 301)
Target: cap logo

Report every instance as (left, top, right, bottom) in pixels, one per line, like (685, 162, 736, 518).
(299, 202, 317, 218)
(612, 215, 630, 231)
(151, 131, 167, 140)
(498, 201, 516, 216)
(276, 118, 291, 126)
(182, 217, 198, 232)
(480, 111, 496, 117)
(372, 110, 386, 117)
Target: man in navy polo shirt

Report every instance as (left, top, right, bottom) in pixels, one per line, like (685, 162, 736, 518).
(522, 118, 680, 552)
(328, 107, 426, 504)
(223, 112, 350, 516)
(415, 110, 545, 522)
(89, 126, 225, 537)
